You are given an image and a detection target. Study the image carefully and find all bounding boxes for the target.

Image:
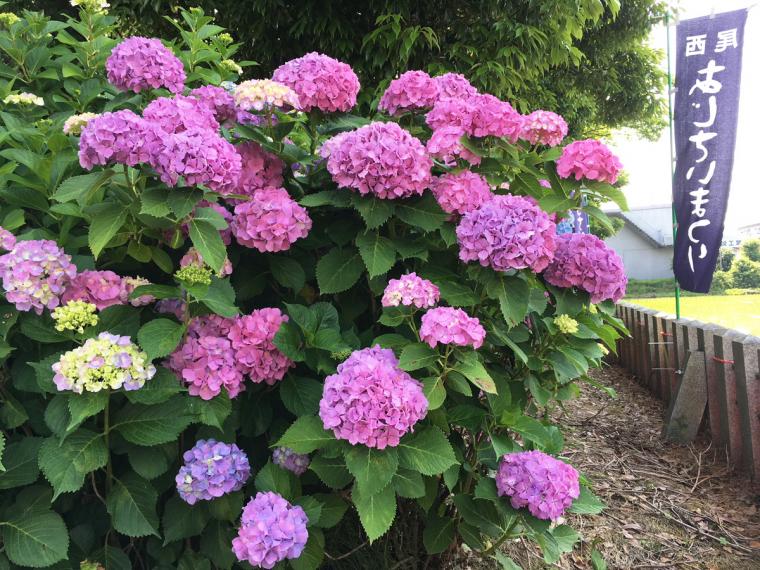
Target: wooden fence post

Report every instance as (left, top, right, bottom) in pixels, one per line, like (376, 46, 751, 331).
(714, 330, 746, 469)
(732, 335, 760, 480)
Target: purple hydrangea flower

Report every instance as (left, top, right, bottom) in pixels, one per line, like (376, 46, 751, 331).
(431, 170, 492, 216)
(419, 306, 486, 349)
(381, 273, 439, 309)
(78, 110, 164, 170)
(142, 94, 220, 134)
(61, 270, 128, 310)
(234, 142, 285, 199)
(106, 36, 185, 94)
(321, 122, 431, 200)
(433, 72, 478, 102)
(543, 233, 627, 303)
(456, 194, 557, 273)
(319, 346, 428, 449)
(0, 226, 16, 251)
(176, 439, 250, 505)
(272, 52, 360, 113)
(466, 93, 523, 142)
(232, 492, 309, 569)
(495, 450, 580, 520)
(379, 70, 439, 115)
(272, 447, 310, 476)
(189, 85, 237, 124)
(231, 187, 312, 252)
(0, 239, 76, 314)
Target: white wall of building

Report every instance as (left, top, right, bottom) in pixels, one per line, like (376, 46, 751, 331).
(605, 226, 674, 280)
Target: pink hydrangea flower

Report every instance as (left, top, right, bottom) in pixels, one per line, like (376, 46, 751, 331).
(155, 298, 186, 320)
(189, 85, 237, 124)
(520, 110, 568, 147)
(431, 170, 491, 216)
(142, 95, 220, 134)
(319, 346, 428, 449)
(180, 248, 232, 277)
(426, 126, 481, 166)
(227, 308, 293, 385)
(543, 233, 627, 303)
(234, 142, 285, 198)
(272, 52, 360, 113)
(78, 110, 164, 170)
(496, 450, 580, 520)
(122, 276, 154, 307)
(433, 72, 478, 102)
(0, 226, 16, 251)
(419, 306, 486, 349)
(106, 36, 185, 94)
(379, 70, 439, 115)
(426, 98, 475, 132)
(62, 270, 127, 310)
(150, 128, 241, 194)
(556, 139, 622, 184)
(467, 94, 523, 141)
(176, 439, 250, 505)
(0, 239, 76, 314)
(232, 492, 309, 569)
(381, 273, 440, 308)
(272, 447, 310, 476)
(231, 187, 312, 252)
(321, 122, 431, 199)
(167, 315, 244, 400)
(539, 178, 551, 188)
(456, 194, 557, 272)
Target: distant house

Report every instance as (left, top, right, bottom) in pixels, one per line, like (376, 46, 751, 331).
(603, 205, 674, 280)
(738, 222, 760, 240)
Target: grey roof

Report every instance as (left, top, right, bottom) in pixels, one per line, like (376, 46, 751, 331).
(606, 205, 674, 248)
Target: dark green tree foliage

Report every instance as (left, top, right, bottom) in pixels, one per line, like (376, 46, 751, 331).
(729, 257, 760, 289)
(8, 0, 669, 137)
(740, 238, 760, 263)
(718, 247, 735, 272)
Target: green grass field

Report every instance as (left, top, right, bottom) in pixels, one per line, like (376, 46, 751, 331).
(625, 294, 760, 336)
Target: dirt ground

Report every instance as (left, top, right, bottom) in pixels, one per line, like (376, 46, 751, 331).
(500, 364, 760, 569)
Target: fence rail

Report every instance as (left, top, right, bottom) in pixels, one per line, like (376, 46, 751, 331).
(614, 302, 760, 480)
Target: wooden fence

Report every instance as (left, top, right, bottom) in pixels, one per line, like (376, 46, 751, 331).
(614, 302, 760, 481)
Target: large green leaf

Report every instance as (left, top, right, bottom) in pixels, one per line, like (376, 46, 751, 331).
(162, 496, 209, 544)
(487, 275, 530, 327)
(395, 194, 447, 232)
(53, 171, 112, 204)
(315, 247, 364, 295)
(112, 396, 194, 446)
(454, 352, 497, 394)
(127, 445, 169, 480)
(66, 391, 108, 433)
(0, 438, 42, 490)
(280, 375, 322, 417)
(569, 486, 605, 515)
(423, 514, 456, 555)
(276, 416, 335, 454)
(1, 510, 69, 567)
(352, 194, 395, 229)
(106, 473, 159, 537)
(309, 453, 352, 489)
(312, 494, 349, 529)
(289, 527, 325, 570)
(397, 426, 457, 476)
(352, 482, 396, 543)
(189, 218, 227, 274)
(87, 202, 127, 259)
(137, 318, 185, 361)
(38, 430, 107, 499)
(392, 468, 425, 499)
(269, 256, 306, 292)
(344, 446, 398, 496)
(398, 343, 439, 372)
(355, 231, 396, 278)
(124, 367, 184, 406)
(255, 461, 298, 501)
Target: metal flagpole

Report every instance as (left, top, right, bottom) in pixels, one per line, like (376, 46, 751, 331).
(665, 8, 682, 319)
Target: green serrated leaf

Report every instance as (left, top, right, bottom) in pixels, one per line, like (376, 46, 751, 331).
(397, 426, 457, 476)
(127, 445, 169, 480)
(270, 256, 306, 291)
(0, 438, 42, 490)
(569, 486, 605, 515)
(39, 430, 107, 499)
(355, 231, 396, 278)
(423, 514, 456, 555)
(392, 468, 425, 499)
(309, 453, 352, 489)
(454, 352, 497, 394)
(352, 482, 396, 543)
(280, 375, 322, 417)
(162, 496, 209, 544)
(189, 218, 227, 274)
(276, 416, 335, 454)
(352, 194, 395, 229)
(315, 248, 364, 295)
(106, 472, 159, 537)
(88, 202, 127, 259)
(124, 367, 184, 405)
(137, 319, 185, 361)
(112, 396, 194, 446)
(345, 446, 398, 496)
(398, 343, 438, 371)
(395, 194, 447, 232)
(1, 510, 69, 567)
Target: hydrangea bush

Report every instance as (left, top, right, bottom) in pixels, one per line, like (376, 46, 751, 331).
(0, 5, 629, 569)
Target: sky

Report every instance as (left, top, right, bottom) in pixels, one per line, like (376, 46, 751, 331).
(609, 0, 758, 234)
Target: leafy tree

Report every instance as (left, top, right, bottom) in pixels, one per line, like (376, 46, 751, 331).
(718, 247, 736, 271)
(729, 257, 760, 289)
(8, 0, 667, 137)
(740, 238, 760, 263)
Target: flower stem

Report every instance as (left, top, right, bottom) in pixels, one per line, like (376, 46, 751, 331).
(103, 396, 112, 494)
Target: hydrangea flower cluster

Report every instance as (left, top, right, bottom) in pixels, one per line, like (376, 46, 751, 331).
(180, 248, 233, 278)
(3, 92, 43, 106)
(155, 298, 186, 320)
(556, 139, 623, 184)
(231, 187, 312, 252)
(495, 450, 580, 520)
(520, 110, 568, 147)
(175, 439, 250, 505)
(151, 128, 241, 194)
(0, 226, 15, 251)
(52, 332, 156, 393)
(272, 447, 310, 476)
(232, 79, 300, 112)
(543, 233, 628, 303)
(0, 239, 76, 314)
(232, 492, 309, 569)
(227, 308, 293, 385)
(425, 126, 481, 166)
(0, 12, 20, 27)
(52, 300, 98, 333)
(235, 142, 285, 197)
(379, 70, 439, 115)
(554, 314, 579, 335)
(467, 94, 523, 141)
(431, 171, 491, 216)
(381, 273, 440, 308)
(433, 72, 478, 102)
(319, 346, 428, 449)
(106, 36, 185, 94)
(62, 270, 128, 310)
(322, 122, 431, 199)
(175, 263, 212, 286)
(419, 307, 486, 349)
(78, 110, 162, 170)
(456, 194, 557, 272)
(63, 112, 99, 135)
(426, 98, 475, 132)
(142, 95, 219, 134)
(272, 52, 360, 113)
(189, 85, 237, 124)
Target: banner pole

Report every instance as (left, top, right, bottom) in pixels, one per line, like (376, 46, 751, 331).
(665, 8, 682, 319)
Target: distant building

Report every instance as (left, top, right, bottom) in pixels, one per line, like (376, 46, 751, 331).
(737, 222, 760, 239)
(603, 205, 674, 280)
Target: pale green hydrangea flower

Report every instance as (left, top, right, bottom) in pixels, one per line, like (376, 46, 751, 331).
(52, 300, 98, 333)
(554, 314, 579, 335)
